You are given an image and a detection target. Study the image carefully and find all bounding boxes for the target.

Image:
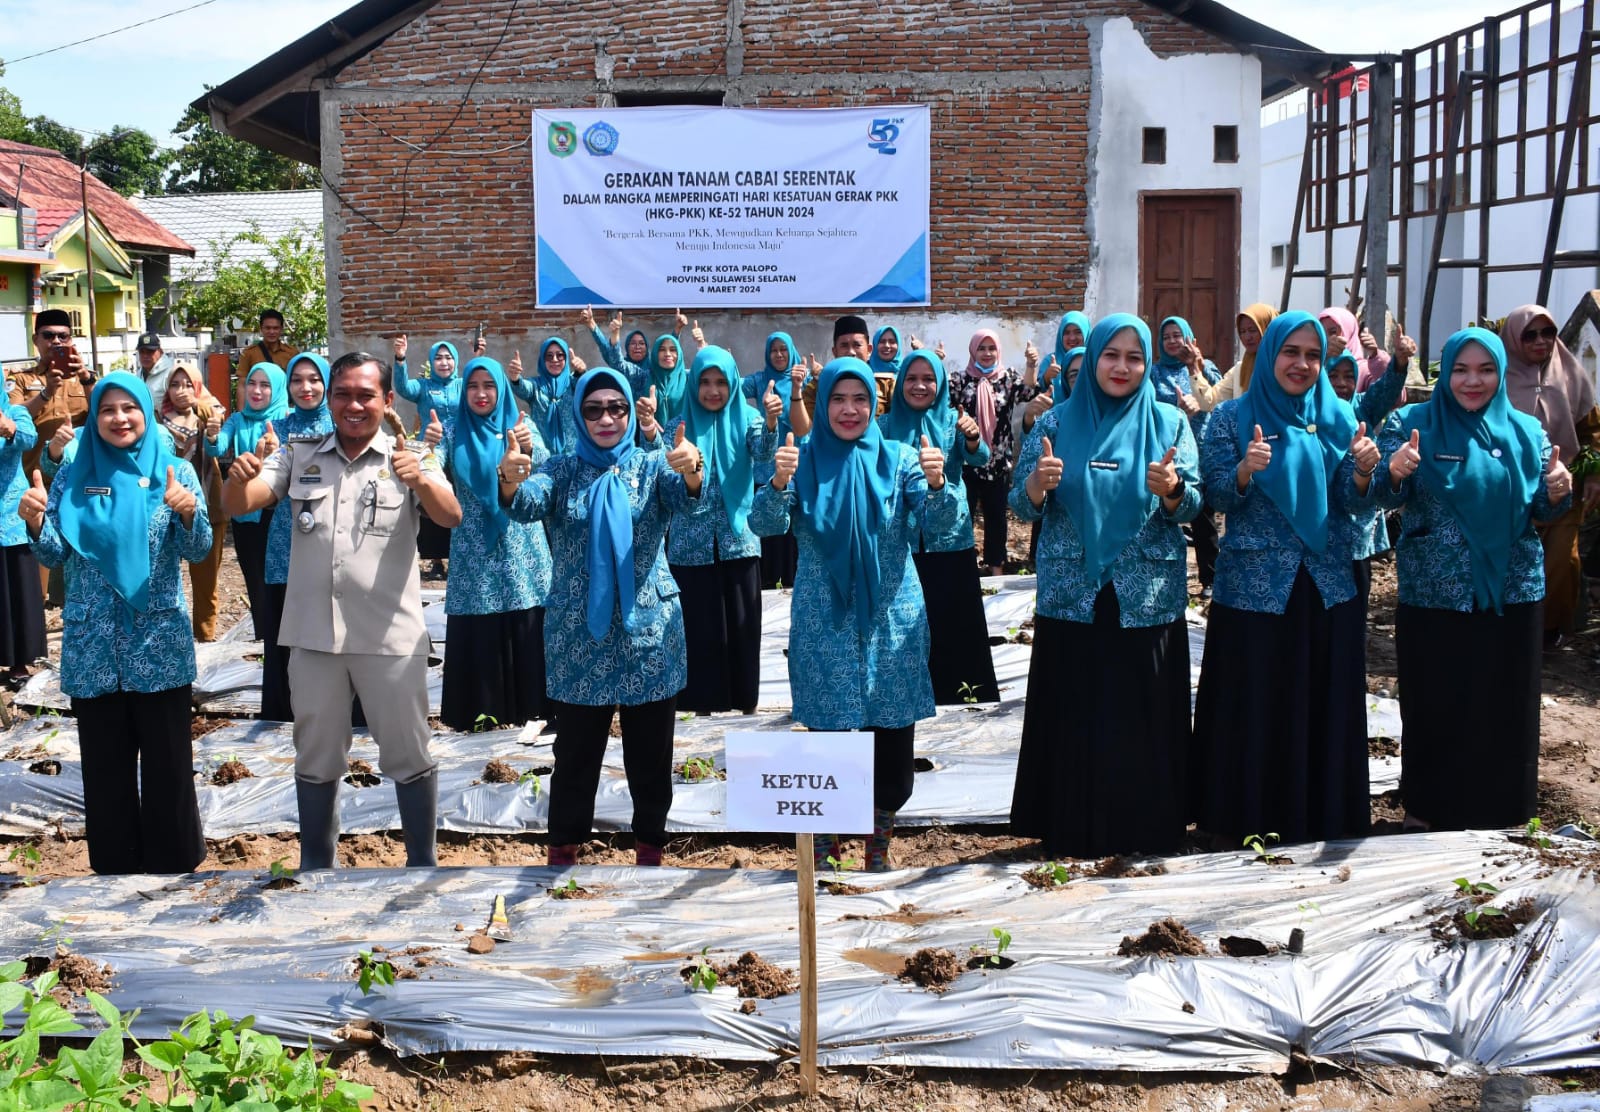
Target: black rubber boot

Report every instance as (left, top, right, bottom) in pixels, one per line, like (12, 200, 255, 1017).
(295, 777, 341, 871)
(395, 768, 439, 867)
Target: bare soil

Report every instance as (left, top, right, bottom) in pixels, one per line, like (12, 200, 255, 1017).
(480, 758, 518, 784)
(897, 947, 961, 992)
(679, 951, 796, 999)
(1117, 918, 1208, 958)
(210, 759, 253, 786)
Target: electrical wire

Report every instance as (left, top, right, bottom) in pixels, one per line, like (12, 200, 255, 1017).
(1, 0, 221, 66)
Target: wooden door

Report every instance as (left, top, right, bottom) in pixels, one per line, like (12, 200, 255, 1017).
(1140, 193, 1239, 370)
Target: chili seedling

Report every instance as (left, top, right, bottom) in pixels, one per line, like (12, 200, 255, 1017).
(1524, 817, 1552, 849)
(824, 854, 856, 884)
(1452, 877, 1500, 898)
(1243, 832, 1282, 863)
(1463, 905, 1506, 931)
(958, 681, 979, 705)
(988, 927, 1012, 967)
(269, 859, 295, 881)
(518, 768, 542, 796)
(354, 950, 397, 994)
(686, 947, 718, 993)
(680, 756, 719, 782)
(7, 843, 40, 885)
(472, 713, 499, 734)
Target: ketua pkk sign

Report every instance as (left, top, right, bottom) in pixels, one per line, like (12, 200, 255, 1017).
(531, 105, 931, 309)
(723, 731, 873, 834)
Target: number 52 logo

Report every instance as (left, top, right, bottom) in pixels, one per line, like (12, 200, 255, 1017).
(867, 117, 902, 155)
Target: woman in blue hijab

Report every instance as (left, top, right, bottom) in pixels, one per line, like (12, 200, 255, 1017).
(869, 326, 905, 378)
(1192, 311, 1381, 845)
(506, 366, 706, 868)
(740, 331, 813, 588)
(880, 349, 997, 704)
(655, 346, 777, 714)
(1375, 328, 1572, 831)
(0, 360, 42, 687)
(394, 337, 467, 576)
(1007, 315, 1201, 857)
(206, 361, 286, 644)
(751, 358, 953, 872)
(20, 373, 213, 874)
(511, 337, 582, 456)
(438, 357, 553, 732)
(1152, 315, 1222, 599)
(259, 352, 333, 721)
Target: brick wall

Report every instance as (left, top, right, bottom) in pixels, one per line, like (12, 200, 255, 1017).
(324, 0, 1239, 347)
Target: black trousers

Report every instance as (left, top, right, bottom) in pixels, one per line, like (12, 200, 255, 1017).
(231, 518, 271, 642)
(964, 470, 1010, 568)
(548, 696, 676, 847)
(73, 686, 205, 875)
(260, 583, 292, 721)
(758, 532, 798, 590)
(672, 557, 762, 713)
(440, 608, 548, 731)
(1191, 510, 1219, 588)
(868, 724, 916, 814)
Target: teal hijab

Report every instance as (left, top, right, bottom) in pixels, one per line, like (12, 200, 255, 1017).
(1397, 328, 1544, 613)
(281, 353, 332, 438)
(794, 359, 900, 637)
(57, 373, 178, 612)
(223, 363, 288, 457)
(1053, 347, 1086, 406)
(882, 350, 953, 451)
(748, 331, 800, 427)
(428, 341, 459, 379)
(1234, 311, 1358, 554)
(571, 368, 641, 641)
(869, 326, 905, 378)
(452, 357, 521, 546)
(648, 335, 688, 423)
(1053, 311, 1093, 396)
(684, 347, 758, 537)
(1057, 315, 1179, 586)
(529, 338, 574, 454)
(1154, 316, 1195, 371)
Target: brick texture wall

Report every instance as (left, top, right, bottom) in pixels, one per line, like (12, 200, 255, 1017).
(325, 0, 1238, 344)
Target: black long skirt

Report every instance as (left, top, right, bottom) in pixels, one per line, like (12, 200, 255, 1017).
(913, 547, 998, 704)
(1192, 567, 1369, 844)
(440, 607, 548, 731)
(672, 557, 761, 713)
(0, 544, 45, 669)
(418, 516, 451, 561)
(758, 531, 797, 591)
(1396, 600, 1541, 831)
(1011, 588, 1190, 857)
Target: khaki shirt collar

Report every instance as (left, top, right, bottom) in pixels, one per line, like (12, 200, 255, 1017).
(321, 426, 396, 465)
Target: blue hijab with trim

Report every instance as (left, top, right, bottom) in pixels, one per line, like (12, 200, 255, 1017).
(528, 338, 574, 455)
(222, 363, 288, 457)
(1053, 311, 1092, 397)
(685, 347, 758, 537)
(280, 353, 332, 438)
(1056, 315, 1180, 586)
(1234, 312, 1358, 553)
(572, 368, 641, 641)
(869, 326, 905, 378)
(1396, 328, 1544, 613)
(1154, 316, 1196, 371)
(746, 331, 801, 427)
(1052, 347, 1086, 406)
(58, 373, 179, 612)
(452, 356, 521, 545)
(648, 335, 688, 424)
(794, 359, 900, 637)
(882, 350, 954, 451)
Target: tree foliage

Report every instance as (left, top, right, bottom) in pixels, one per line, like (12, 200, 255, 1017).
(162, 223, 327, 349)
(83, 125, 168, 196)
(165, 101, 317, 194)
(21, 115, 84, 162)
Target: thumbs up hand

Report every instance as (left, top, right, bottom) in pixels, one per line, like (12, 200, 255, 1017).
(255, 419, 278, 458)
(499, 425, 532, 486)
(666, 421, 702, 478)
(690, 319, 705, 349)
(570, 352, 587, 375)
(1023, 391, 1053, 432)
(1546, 443, 1573, 503)
(0, 411, 14, 440)
(1147, 445, 1182, 498)
(1349, 421, 1379, 476)
(918, 433, 946, 490)
(48, 421, 75, 462)
(635, 385, 659, 437)
(424, 408, 444, 447)
(1027, 435, 1063, 506)
(956, 407, 981, 442)
(18, 469, 48, 532)
(1041, 354, 1060, 385)
(204, 409, 222, 442)
(163, 464, 197, 523)
(772, 431, 799, 489)
(762, 380, 783, 429)
(507, 349, 523, 382)
(1389, 427, 1422, 486)
(510, 416, 534, 456)
(1238, 423, 1272, 487)
(1023, 341, 1039, 369)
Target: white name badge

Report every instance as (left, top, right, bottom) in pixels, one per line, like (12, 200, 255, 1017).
(724, 730, 873, 835)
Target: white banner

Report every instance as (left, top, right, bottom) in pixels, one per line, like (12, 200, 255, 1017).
(531, 106, 930, 309)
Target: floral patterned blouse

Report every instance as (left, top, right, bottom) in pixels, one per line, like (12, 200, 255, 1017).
(950, 365, 1038, 481)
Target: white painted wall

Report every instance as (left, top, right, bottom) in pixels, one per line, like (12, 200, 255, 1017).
(1258, 5, 1600, 359)
(1087, 16, 1263, 318)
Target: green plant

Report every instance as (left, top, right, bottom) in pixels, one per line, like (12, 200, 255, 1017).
(472, 713, 499, 733)
(1524, 817, 1552, 849)
(686, 947, 718, 993)
(677, 712, 695, 722)
(269, 858, 295, 881)
(957, 681, 979, 705)
(1040, 861, 1069, 886)
(680, 757, 718, 782)
(518, 768, 542, 797)
(562, 877, 579, 894)
(7, 843, 41, 885)
(1463, 905, 1505, 931)
(38, 919, 73, 949)
(988, 927, 1012, 966)
(824, 854, 856, 884)
(1452, 877, 1500, 898)
(354, 950, 396, 995)
(1296, 900, 1323, 924)
(1242, 832, 1282, 862)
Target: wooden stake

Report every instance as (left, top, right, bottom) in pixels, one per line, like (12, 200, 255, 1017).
(795, 832, 818, 1097)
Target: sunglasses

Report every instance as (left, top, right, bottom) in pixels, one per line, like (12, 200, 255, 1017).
(39, 330, 72, 342)
(580, 401, 630, 421)
(1520, 326, 1557, 343)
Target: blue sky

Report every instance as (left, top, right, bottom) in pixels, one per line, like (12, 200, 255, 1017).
(0, 0, 1528, 152)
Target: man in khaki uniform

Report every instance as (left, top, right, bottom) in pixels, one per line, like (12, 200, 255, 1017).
(8, 309, 92, 482)
(237, 309, 300, 395)
(223, 352, 461, 869)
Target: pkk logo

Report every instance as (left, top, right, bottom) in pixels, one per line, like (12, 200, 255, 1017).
(584, 120, 620, 156)
(548, 122, 577, 157)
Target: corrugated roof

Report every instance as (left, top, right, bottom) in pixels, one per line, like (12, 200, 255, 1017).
(133, 190, 323, 280)
(0, 140, 194, 255)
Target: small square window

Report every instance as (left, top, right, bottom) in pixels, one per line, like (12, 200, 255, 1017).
(1271, 244, 1287, 268)
(1142, 127, 1166, 164)
(1214, 125, 1239, 163)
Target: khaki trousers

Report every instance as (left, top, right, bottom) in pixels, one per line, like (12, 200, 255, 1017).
(288, 648, 435, 784)
(1538, 503, 1583, 634)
